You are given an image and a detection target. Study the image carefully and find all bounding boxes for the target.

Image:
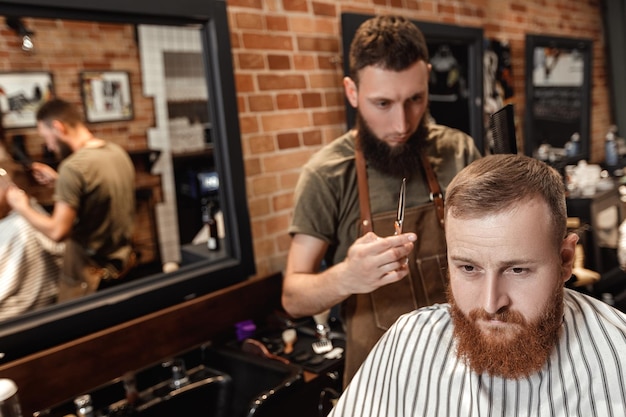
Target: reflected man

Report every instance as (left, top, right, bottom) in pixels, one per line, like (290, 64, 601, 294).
(7, 99, 135, 300)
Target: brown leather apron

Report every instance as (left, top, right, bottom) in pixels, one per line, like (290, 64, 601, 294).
(342, 148, 448, 384)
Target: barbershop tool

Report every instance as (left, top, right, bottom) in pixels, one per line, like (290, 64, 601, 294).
(282, 328, 297, 355)
(312, 310, 333, 354)
(394, 178, 406, 235)
(11, 140, 33, 170)
(242, 338, 290, 365)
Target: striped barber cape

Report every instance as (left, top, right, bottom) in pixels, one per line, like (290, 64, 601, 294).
(329, 289, 626, 417)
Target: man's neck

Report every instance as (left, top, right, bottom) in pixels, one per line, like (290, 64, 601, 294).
(72, 128, 104, 151)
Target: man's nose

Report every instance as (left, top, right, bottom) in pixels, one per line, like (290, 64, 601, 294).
(482, 273, 510, 315)
(392, 105, 409, 134)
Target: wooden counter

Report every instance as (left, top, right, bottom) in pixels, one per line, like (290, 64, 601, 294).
(0, 273, 283, 416)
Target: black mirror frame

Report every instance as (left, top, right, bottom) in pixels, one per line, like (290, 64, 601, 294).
(0, 0, 255, 362)
(524, 34, 593, 163)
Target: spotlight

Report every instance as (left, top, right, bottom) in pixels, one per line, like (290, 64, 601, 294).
(21, 35, 33, 52)
(5, 16, 35, 52)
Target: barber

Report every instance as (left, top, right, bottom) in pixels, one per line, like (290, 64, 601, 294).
(7, 98, 136, 300)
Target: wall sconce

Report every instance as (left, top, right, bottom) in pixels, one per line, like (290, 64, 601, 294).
(5, 16, 35, 52)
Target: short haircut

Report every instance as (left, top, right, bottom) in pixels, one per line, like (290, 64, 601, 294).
(444, 154, 568, 247)
(348, 15, 429, 85)
(36, 98, 84, 128)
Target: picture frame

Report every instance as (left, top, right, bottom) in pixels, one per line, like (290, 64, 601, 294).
(524, 34, 592, 163)
(80, 70, 133, 123)
(0, 71, 54, 129)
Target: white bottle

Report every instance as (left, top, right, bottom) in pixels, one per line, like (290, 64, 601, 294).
(0, 379, 23, 417)
(606, 130, 619, 167)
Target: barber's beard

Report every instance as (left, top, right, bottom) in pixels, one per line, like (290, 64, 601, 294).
(357, 111, 429, 180)
(448, 282, 564, 379)
(55, 138, 73, 161)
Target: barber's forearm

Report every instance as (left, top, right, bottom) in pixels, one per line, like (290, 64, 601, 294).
(282, 266, 350, 317)
(17, 205, 68, 242)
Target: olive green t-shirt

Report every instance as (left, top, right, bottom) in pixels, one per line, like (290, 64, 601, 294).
(289, 123, 482, 267)
(55, 142, 135, 278)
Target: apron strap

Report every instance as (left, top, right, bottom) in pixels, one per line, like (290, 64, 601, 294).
(355, 144, 373, 234)
(419, 151, 445, 228)
(355, 141, 445, 232)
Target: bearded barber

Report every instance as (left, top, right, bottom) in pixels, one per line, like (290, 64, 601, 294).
(282, 15, 482, 385)
(7, 98, 135, 300)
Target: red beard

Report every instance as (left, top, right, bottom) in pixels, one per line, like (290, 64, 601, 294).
(448, 283, 564, 379)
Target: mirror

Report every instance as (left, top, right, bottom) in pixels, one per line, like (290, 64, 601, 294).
(0, 0, 254, 362)
(524, 34, 592, 165)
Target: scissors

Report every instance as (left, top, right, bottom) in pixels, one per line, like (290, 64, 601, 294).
(394, 178, 406, 235)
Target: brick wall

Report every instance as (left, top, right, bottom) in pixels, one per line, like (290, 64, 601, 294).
(0, 18, 154, 155)
(226, 0, 610, 278)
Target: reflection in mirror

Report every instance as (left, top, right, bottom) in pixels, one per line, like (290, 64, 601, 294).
(0, 0, 253, 364)
(0, 17, 224, 322)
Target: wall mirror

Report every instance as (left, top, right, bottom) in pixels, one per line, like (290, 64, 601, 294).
(524, 34, 592, 164)
(0, 0, 254, 362)
(340, 12, 484, 153)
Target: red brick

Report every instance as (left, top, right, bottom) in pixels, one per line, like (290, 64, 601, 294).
(251, 175, 279, 195)
(235, 73, 255, 93)
(258, 74, 306, 90)
(312, 1, 337, 17)
(242, 33, 294, 51)
(261, 112, 310, 131)
(235, 12, 264, 30)
(239, 115, 260, 134)
(268, 54, 291, 70)
(302, 92, 323, 108)
(227, 0, 263, 8)
(297, 36, 339, 53)
(266, 15, 289, 31)
(238, 52, 266, 70)
(283, 0, 308, 12)
(249, 134, 276, 154)
(303, 129, 323, 146)
(277, 132, 300, 149)
(276, 94, 300, 109)
(248, 95, 274, 112)
(312, 110, 344, 126)
(263, 150, 312, 172)
(293, 54, 317, 70)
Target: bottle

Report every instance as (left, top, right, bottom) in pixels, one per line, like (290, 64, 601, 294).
(565, 132, 580, 157)
(605, 129, 619, 167)
(74, 394, 95, 417)
(0, 379, 23, 417)
(201, 201, 219, 251)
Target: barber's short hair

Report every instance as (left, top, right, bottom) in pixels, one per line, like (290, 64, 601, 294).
(36, 98, 84, 127)
(348, 15, 429, 84)
(444, 154, 568, 246)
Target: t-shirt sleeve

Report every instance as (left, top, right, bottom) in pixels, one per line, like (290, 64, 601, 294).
(54, 163, 83, 210)
(288, 165, 338, 244)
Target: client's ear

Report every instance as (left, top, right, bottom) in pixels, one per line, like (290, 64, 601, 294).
(560, 232, 579, 282)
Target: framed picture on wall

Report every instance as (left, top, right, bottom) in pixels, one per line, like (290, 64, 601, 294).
(80, 70, 133, 123)
(0, 71, 54, 129)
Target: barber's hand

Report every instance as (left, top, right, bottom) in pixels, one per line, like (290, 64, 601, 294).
(6, 185, 30, 213)
(30, 162, 58, 187)
(340, 231, 416, 295)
